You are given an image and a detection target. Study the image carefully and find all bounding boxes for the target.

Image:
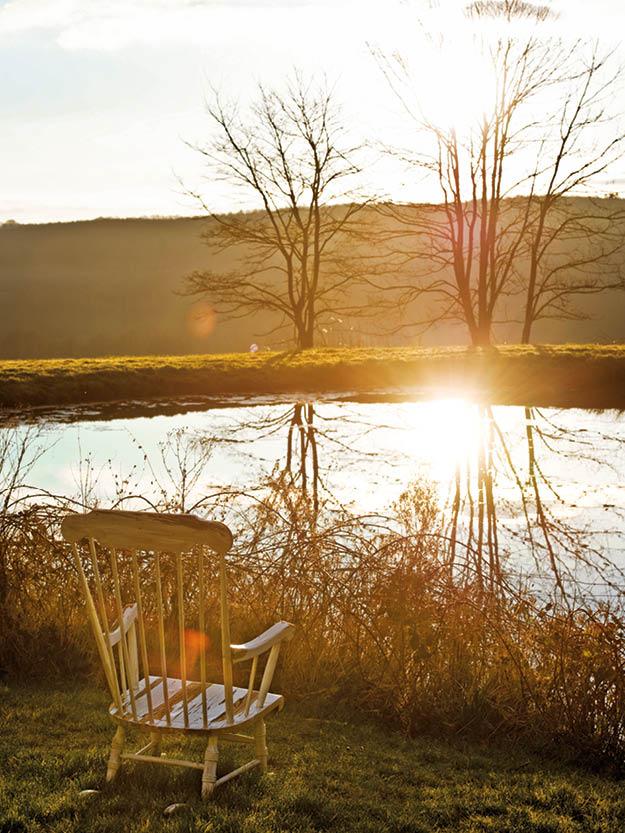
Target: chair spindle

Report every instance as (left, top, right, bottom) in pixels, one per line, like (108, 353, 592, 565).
(88, 538, 120, 704)
(109, 548, 138, 719)
(86, 538, 122, 710)
(218, 551, 234, 723)
(131, 549, 153, 720)
(154, 550, 171, 723)
(198, 548, 208, 726)
(176, 551, 189, 727)
(258, 644, 281, 709)
(71, 543, 121, 710)
(118, 641, 127, 692)
(244, 655, 258, 716)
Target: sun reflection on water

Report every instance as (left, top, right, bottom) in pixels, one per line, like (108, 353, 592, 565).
(5, 395, 625, 580)
(408, 396, 482, 487)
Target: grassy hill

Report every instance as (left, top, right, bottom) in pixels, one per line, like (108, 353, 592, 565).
(1, 204, 625, 360)
(0, 216, 280, 359)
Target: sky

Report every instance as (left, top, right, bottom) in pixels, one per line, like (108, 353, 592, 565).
(1, 0, 624, 223)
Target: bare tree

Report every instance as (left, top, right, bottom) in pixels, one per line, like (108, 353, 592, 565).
(185, 77, 371, 350)
(375, 11, 561, 345)
(375, 1, 625, 345)
(518, 47, 625, 342)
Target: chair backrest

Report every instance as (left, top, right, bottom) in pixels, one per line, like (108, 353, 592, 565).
(61, 509, 236, 727)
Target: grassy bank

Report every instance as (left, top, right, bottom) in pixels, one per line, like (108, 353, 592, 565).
(2, 344, 625, 411)
(1, 684, 624, 833)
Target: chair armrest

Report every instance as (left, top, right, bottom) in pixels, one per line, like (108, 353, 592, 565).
(231, 621, 295, 664)
(107, 603, 137, 647)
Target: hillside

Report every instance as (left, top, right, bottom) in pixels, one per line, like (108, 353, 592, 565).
(0, 216, 281, 359)
(1, 206, 625, 359)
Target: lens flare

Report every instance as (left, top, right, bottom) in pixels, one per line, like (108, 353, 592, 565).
(187, 302, 216, 339)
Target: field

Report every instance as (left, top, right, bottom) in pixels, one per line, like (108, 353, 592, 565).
(3, 344, 625, 410)
(2, 684, 625, 833)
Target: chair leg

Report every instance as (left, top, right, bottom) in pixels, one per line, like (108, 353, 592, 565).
(201, 737, 219, 799)
(106, 726, 126, 783)
(254, 719, 268, 773)
(148, 731, 161, 756)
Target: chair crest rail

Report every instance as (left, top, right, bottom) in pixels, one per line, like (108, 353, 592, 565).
(61, 509, 233, 553)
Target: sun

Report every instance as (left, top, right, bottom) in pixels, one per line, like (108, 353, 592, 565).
(371, 1, 528, 137)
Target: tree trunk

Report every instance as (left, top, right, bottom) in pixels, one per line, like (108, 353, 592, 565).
(473, 320, 492, 347)
(521, 249, 540, 344)
(298, 310, 315, 349)
(520, 316, 532, 345)
(297, 325, 314, 350)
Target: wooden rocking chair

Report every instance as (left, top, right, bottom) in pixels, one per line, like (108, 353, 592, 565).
(61, 509, 294, 800)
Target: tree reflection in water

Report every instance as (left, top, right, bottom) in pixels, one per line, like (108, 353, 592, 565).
(285, 403, 319, 512)
(231, 397, 625, 602)
(445, 404, 625, 599)
(4, 395, 624, 612)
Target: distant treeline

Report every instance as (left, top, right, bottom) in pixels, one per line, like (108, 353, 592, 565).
(1, 204, 624, 360)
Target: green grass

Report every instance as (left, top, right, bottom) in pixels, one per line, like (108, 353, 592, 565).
(1, 684, 624, 833)
(3, 344, 625, 410)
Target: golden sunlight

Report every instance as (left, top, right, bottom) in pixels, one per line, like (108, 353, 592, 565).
(6, 0, 625, 821)
(417, 38, 495, 132)
(413, 397, 483, 486)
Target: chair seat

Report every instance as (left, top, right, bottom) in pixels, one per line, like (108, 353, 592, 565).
(110, 675, 283, 733)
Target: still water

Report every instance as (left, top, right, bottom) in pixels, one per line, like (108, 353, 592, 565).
(4, 393, 625, 593)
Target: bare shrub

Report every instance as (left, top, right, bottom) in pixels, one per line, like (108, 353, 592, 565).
(2, 431, 625, 765)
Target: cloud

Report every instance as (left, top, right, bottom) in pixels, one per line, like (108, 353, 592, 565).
(0, 0, 344, 50)
(4, 0, 619, 54)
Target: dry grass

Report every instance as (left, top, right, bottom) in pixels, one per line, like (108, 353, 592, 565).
(4, 482, 625, 768)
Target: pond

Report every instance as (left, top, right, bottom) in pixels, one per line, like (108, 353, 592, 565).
(3, 392, 625, 595)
